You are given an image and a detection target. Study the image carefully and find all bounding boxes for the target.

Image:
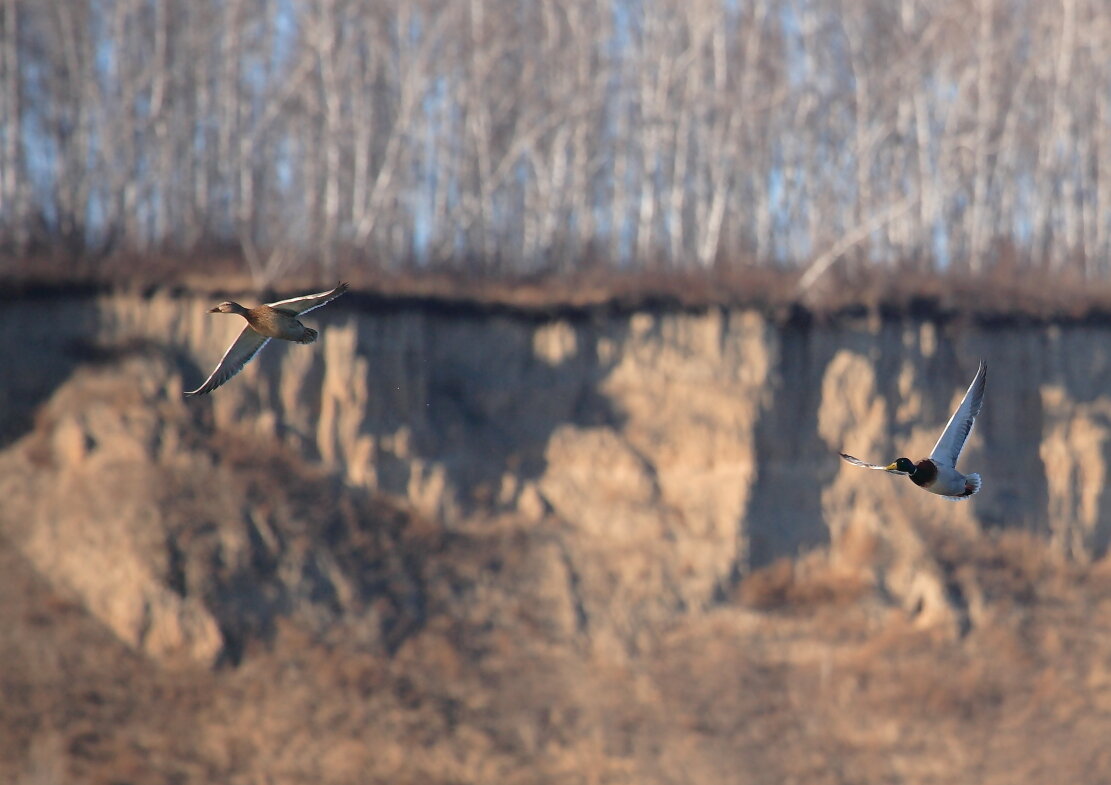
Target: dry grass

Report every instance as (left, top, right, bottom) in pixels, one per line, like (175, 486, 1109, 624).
(11, 249, 1111, 326)
(7, 490, 1111, 784)
(736, 555, 873, 611)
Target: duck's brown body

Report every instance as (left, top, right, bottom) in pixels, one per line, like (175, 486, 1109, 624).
(224, 303, 318, 343)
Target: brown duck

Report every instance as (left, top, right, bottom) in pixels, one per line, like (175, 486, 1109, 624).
(185, 282, 348, 396)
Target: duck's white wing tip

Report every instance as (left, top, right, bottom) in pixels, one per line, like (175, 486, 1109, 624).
(184, 328, 270, 397)
(266, 282, 349, 316)
(929, 359, 987, 467)
(839, 452, 890, 471)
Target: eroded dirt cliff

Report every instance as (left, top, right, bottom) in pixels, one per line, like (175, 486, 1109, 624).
(5, 289, 1111, 782)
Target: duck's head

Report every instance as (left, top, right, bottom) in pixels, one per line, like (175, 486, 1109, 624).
(209, 301, 246, 314)
(885, 457, 916, 475)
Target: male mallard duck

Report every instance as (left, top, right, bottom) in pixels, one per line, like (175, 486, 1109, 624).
(184, 282, 348, 396)
(839, 360, 987, 500)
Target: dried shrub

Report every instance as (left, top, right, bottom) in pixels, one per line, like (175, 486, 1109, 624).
(737, 556, 871, 611)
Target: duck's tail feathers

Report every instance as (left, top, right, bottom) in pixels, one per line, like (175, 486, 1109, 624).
(298, 327, 318, 344)
(942, 473, 982, 502)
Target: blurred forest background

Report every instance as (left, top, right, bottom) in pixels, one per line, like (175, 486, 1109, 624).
(2, 0, 1109, 282)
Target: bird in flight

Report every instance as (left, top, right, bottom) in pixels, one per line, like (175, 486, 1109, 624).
(839, 360, 987, 500)
(185, 282, 348, 397)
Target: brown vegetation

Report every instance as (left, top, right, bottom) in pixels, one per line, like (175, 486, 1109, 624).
(6, 504, 1111, 784)
(11, 250, 1111, 331)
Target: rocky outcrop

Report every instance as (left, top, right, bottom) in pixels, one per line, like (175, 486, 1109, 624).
(9, 354, 225, 665)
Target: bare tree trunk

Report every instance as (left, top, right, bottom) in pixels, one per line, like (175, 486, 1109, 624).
(348, 10, 380, 251)
(1056, 0, 1079, 270)
(150, 0, 170, 248)
(1095, 67, 1111, 276)
(741, 0, 768, 262)
(1033, 0, 1077, 269)
(968, 0, 997, 272)
(608, 34, 632, 267)
(841, 8, 872, 234)
(188, 2, 213, 248)
(219, 0, 245, 242)
(995, 62, 1033, 255)
(697, 109, 738, 268)
(0, 0, 24, 248)
(309, 0, 345, 273)
(633, 9, 673, 265)
(53, 0, 99, 251)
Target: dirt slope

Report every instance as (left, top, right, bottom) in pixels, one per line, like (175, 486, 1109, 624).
(4, 342, 1111, 783)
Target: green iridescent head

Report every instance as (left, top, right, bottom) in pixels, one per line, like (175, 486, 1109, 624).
(885, 457, 916, 475)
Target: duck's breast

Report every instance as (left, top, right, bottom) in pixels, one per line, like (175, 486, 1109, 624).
(924, 464, 970, 496)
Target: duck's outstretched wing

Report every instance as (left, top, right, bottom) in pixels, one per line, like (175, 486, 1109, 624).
(839, 453, 891, 471)
(266, 282, 348, 316)
(930, 360, 987, 468)
(184, 327, 270, 396)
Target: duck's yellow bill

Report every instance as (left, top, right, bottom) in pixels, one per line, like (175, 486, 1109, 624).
(884, 462, 900, 472)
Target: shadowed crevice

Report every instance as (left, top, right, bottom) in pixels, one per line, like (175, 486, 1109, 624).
(742, 324, 833, 571)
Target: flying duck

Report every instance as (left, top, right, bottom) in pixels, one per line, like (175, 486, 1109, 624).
(184, 282, 348, 396)
(839, 360, 987, 500)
